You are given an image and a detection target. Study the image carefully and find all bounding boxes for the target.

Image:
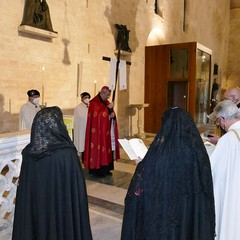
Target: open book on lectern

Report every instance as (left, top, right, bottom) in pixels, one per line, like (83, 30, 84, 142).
(118, 138, 148, 160)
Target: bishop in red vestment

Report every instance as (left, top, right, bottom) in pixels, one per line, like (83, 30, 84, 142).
(84, 86, 120, 177)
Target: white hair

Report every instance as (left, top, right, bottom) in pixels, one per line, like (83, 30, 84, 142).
(214, 100, 240, 119)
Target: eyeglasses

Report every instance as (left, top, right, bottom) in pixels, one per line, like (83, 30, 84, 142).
(214, 117, 225, 127)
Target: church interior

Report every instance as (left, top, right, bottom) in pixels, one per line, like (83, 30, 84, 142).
(0, 0, 240, 239)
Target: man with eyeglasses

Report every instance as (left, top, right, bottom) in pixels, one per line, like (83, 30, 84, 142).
(210, 100, 240, 240)
(207, 87, 240, 144)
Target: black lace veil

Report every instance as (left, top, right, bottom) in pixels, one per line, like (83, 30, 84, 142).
(22, 106, 75, 158)
(122, 107, 215, 239)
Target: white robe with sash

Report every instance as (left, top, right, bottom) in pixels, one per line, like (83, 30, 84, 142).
(210, 121, 240, 240)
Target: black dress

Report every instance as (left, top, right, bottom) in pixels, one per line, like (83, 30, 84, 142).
(121, 107, 215, 240)
(12, 107, 92, 240)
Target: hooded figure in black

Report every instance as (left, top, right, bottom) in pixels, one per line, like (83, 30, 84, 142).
(121, 107, 215, 240)
(12, 106, 92, 240)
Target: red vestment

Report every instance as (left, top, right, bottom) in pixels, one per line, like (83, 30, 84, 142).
(84, 94, 120, 170)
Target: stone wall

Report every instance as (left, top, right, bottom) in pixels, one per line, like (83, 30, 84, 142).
(223, 8, 240, 91)
(0, 0, 231, 135)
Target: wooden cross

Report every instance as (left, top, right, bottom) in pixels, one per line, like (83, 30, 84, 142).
(102, 50, 131, 102)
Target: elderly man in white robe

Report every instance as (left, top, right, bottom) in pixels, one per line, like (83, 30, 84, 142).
(73, 92, 91, 161)
(210, 100, 240, 240)
(19, 89, 41, 130)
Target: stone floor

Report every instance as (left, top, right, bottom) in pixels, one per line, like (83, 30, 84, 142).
(83, 154, 140, 239)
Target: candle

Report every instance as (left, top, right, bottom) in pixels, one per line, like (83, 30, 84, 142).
(9, 99, 11, 113)
(94, 80, 97, 96)
(42, 66, 45, 106)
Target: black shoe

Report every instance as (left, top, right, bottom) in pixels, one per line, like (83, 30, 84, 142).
(106, 171, 113, 176)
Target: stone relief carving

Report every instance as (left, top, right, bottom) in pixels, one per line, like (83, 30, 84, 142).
(115, 24, 132, 52)
(20, 0, 57, 33)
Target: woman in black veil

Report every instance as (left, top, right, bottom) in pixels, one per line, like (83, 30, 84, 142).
(12, 107, 92, 240)
(121, 107, 215, 240)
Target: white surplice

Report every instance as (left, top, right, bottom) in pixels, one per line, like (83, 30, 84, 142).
(73, 102, 88, 153)
(19, 101, 41, 130)
(210, 121, 240, 240)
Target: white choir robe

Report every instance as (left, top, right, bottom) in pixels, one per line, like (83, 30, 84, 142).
(19, 101, 41, 130)
(73, 102, 88, 153)
(210, 121, 240, 240)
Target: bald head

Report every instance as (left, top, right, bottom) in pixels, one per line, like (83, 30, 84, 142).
(224, 87, 240, 106)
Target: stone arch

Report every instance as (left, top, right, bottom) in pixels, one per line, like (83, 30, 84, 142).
(146, 27, 165, 46)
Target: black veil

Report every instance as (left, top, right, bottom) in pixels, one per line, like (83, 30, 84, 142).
(13, 106, 93, 240)
(121, 107, 215, 240)
(23, 106, 75, 158)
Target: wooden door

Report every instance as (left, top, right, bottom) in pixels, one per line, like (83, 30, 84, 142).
(144, 42, 197, 133)
(167, 81, 188, 110)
